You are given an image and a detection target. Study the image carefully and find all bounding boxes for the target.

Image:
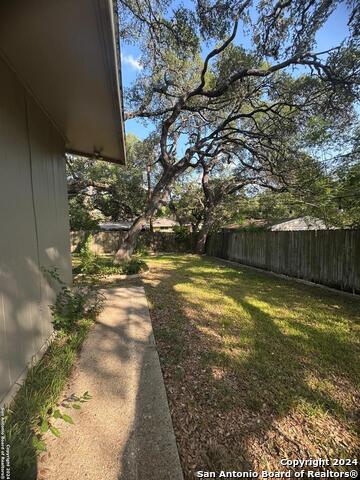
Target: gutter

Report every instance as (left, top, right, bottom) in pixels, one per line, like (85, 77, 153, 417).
(93, 0, 127, 165)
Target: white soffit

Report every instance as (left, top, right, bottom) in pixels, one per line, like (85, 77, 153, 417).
(0, 0, 126, 164)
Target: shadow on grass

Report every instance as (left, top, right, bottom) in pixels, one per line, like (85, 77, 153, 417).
(142, 254, 360, 478)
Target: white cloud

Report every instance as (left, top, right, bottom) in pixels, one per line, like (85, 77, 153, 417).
(121, 54, 143, 71)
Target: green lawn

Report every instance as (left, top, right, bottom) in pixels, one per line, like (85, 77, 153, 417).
(141, 255, 360, 478)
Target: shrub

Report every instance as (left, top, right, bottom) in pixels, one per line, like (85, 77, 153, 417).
(73, 254, 149, 278)
(174, 225, 190, 241)
(173, 225, 194, 252)
(92, 257, 123, 275)
(132, 231, 150, 255)
(80, 256, 149, 276)
(134, 243, 150, 255)
(77, 234, 101, 275)
(44, 268, 105, 333)
(121, 258, 148, 275)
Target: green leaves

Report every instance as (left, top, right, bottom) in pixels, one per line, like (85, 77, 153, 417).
(61, 414, 74, 424)
(32, 435, 47, 453)
(40, 419, 49, 433)
(48, 260, 105, 333)
(32, 391, 91, 456)
(83, 391, 92, 401)
(67, 133, 148, 229)
(49, 426, 61, 438)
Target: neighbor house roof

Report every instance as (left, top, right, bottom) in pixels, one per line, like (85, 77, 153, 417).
(100, 221, 133, 231)
(270, 216, 329, 231)
(99, 218, 179, 231)
(0, 0, 125, 164)
(223, 216, 331, 232)
(224, 219, 269, 230)
(152, 218, 178, 228)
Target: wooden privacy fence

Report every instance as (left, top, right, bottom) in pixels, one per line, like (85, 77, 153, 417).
(71, 230, 195, 254)
(206, 229, 360, 293)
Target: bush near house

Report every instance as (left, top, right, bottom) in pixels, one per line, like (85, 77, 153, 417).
(121, 258, 149, 275)
(73, 241, 149, 277)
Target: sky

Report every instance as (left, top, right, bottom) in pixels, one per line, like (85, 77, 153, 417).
(119, 2, 352, 142)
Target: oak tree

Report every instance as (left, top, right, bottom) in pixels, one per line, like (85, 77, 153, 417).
(115, 0, 360, 259)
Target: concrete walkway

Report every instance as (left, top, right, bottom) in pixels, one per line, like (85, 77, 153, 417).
(40, 287, 183, 480)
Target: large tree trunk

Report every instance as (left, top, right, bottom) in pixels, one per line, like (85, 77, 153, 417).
(114, 166, 183, 261)
(195, 209, 215, 254)
(114, 197, 161, 261)
(146, 161, 154, 233)
(114, 215, 148, 261)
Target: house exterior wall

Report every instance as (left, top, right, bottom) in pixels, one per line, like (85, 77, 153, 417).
(0, 56, 72, 404)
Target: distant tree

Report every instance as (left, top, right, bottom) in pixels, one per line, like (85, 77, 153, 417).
(168, 180, 205, 232)
(326, 161, 360, 227)
(219, 157, 360, 229)
(193, 149, 338, 250)
(68, 196, 101, 232)
(115, 0, 360, 259)
(67, 134, 148, 229)
(165, 148, 360, 248)
(194, 157, 251, 252)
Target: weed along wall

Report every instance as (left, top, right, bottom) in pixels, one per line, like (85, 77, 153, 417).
(206, 229, 360, 293)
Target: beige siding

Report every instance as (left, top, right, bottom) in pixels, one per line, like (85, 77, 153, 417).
(0, 56, 72, 404)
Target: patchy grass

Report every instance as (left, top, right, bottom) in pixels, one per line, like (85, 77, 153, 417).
(142, 254, 360, 478)
(4, 319, 94, 479)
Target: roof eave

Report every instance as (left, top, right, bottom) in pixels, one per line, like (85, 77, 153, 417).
(94, 0, 126, 164)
